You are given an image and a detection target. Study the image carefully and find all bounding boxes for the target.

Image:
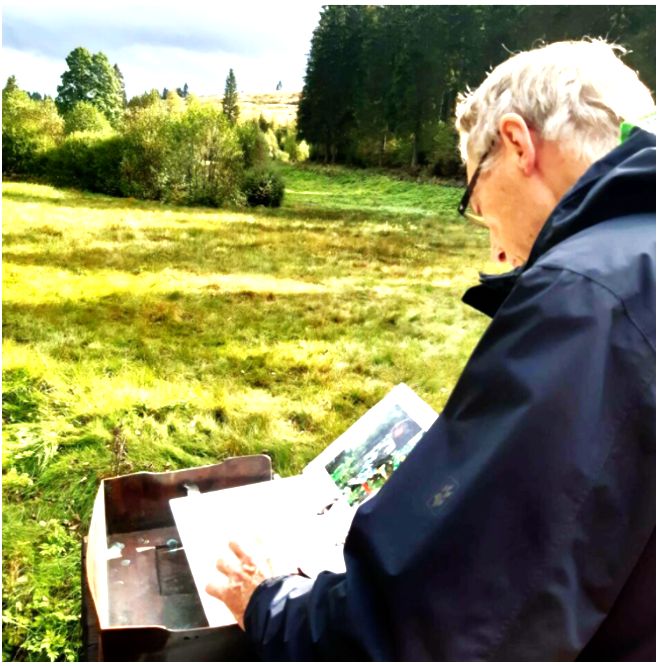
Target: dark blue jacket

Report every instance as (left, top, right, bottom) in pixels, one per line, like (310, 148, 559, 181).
(244, 129, 656, 661)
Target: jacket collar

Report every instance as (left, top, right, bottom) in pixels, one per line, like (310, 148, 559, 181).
(462, 128, 656, 318)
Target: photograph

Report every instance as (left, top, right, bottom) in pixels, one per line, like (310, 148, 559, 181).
(325, 404, 424, 505)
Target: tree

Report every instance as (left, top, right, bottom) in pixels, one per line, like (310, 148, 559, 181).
(176, 83, 189, 98)
(4, 75, 19, 94)
(63, 100, 112, 134)
(222, 69, 239, 125)
(276, 81, 283, 91)
(55, 47, 95, 114)
(3, 85, 64, 174)
(114, 64, 127, 108)
(161, 87, 170, 100)
(127, 89, 161, 109)
(297, 5, 655, 170)
(55, 47, 124, 126)
(297, 5, 369, 162)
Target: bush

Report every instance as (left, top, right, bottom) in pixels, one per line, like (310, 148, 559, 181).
(44, 131, 125, 195)
(236, 119, 269, 168)
(119, 103, 171, 200)
(164, 101, 245, 207)
(242, 166, 285, 207)
(280, 125, 310, 163)
(263, 128, 289, 162)
(2, 90, 64, 176)
(63, 101, 112, 135)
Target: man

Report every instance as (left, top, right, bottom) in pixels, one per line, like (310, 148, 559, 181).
(207, 39, 656, 660)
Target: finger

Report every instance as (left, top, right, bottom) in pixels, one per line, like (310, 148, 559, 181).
(215, 558, 235, 576)
(205, 581, 228, 600)
(228, 541, 255, 566)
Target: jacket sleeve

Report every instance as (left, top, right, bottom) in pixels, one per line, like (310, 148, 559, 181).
(244, 265, 656, 660)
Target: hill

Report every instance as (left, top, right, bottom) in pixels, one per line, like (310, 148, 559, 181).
(201, 91, 300, 127)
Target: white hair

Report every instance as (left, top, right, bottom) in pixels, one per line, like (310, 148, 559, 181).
(455, 39, 656, 170)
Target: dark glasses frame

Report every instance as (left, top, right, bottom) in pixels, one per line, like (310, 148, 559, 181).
(457, 143, 494, 228)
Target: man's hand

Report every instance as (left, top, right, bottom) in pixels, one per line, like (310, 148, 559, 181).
(205, 541, 271, 630)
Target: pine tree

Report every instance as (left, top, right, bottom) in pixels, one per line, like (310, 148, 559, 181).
(297, 6, 368, 162)
(114, 64, 128, 108)
(3, 75, 19, 94)
(222, 69, 239, 125)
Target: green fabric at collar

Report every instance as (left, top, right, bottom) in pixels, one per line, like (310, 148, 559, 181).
(620, 112, 656, 143)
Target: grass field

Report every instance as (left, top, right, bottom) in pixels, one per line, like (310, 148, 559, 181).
(2, 163, 492, 660)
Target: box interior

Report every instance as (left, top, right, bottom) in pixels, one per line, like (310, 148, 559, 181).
(85, 456, 272, 631)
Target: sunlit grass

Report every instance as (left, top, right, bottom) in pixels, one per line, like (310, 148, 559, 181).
(2, 164, 493, 660)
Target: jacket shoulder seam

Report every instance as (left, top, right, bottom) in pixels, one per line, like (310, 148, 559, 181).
(532, 264, 655, 353)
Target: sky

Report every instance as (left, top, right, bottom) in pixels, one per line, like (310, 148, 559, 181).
(1, 0, 326, 98)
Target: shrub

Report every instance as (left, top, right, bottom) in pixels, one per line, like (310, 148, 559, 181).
(263, 128, 289, 161)
(282, 127, 309, 163)
(242, 165, 285, 207)
(63, 101, 112, 135)
(43, 131, 125, 196)
(113, 100, 246, 206)
(2, 90, 64, 176)
(119, 102, 173, 200)
(236, 119, 269, 168)
(257, 113, 271, 133)
(163, 101, 245, 207)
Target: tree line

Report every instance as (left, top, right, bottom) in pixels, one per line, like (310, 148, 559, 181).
(2, 46, 304, 208)
(297, 5, 655, 173)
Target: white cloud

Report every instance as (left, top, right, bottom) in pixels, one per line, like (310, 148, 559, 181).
(1, 47, 65, 97)
(1, 0, 324, 96)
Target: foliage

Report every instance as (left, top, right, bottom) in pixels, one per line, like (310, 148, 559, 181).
(5, 74, 19, 94)
(298, 5, 656, 171)
(236, 119, 269, 168)
(2, 515, 81, 662)
(222, 69, 239, 125)
(43, 131, 125, 196)
(298, 5, 368, 164)
(119, 99, 245, 206)
(163, 100, 245, 206)
(2, 85, 64, 176)
(263, 128, 288, 161)
(63, 101, 112, 135)
(242, 165, 285, 207)
(3, 169, 493, 659)
(127, 88, 162, 109)
(55, 47, 124, 126)
(429, 121, 462, 178)
(279, 125, 309, 163)
(114, 64, 127, 108)
(119, 102, 172, 200)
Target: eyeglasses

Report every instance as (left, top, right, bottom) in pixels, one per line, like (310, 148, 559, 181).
(457, 144, 493, 228)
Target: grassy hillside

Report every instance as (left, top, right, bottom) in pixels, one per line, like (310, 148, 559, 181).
(200, 91, 300, 126)
(2, 163, 493, 660)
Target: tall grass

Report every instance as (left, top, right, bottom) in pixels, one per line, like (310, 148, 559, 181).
(2, 162, 493, 660)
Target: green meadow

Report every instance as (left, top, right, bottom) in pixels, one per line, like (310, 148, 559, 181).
(2, 164, 493, 660)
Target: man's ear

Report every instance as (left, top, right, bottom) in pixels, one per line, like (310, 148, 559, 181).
(498, 113, 536, 176)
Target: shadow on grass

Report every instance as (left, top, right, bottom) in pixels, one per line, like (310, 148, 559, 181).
(3, 223, 461, 276)
(2, 288, 416, 363)
(3, 185, 457, 225)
